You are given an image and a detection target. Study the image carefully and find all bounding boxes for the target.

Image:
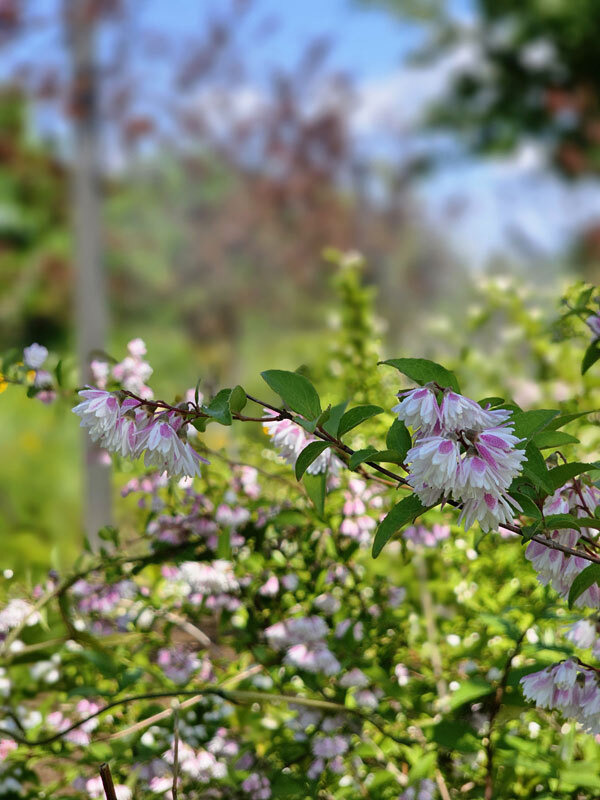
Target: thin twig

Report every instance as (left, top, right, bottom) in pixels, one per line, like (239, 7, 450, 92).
(99, 763, 118, 800)
(172, 701, 180, 800)
(72, 389, 600, 570)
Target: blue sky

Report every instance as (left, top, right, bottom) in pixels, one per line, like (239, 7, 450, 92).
(138, 0, 600, 267)
(7, 0, 600, 267)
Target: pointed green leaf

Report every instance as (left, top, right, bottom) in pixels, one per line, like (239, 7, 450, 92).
(372, 494, 426, 557)
(379, 358, 460, 392)
(261, 369, 321, 420)
(522, 443, 552, 494)
(203, 388, 233, 425)
(349, 448, 378, 470)
(295, 442, 332, 481)
(478, 396, 505, 408)
(546, 462, 599, 493)
(582, 341, 600, 375)
(229, 385, 247, 413)
(520, 522, 541, 543)
(568, 563, 600, 608)
(546, 410, 599, 430)
(321, 401, 348, 437)
(533, 430, 579, 449)
(349, 448, 405, 470)
(543, 514, 581, 532)
(511, 409, 560, 440)
(386, 419, 412, 460)
(303, 472, 326, 517)
(508, 491, 542, 519)
(337, 405, 384, 438)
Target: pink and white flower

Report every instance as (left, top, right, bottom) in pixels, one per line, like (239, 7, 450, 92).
(392, 387, 441, 434)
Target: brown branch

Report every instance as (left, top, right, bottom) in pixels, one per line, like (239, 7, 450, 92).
(99, 763, 118, 800)
(94, 389, 600, 566)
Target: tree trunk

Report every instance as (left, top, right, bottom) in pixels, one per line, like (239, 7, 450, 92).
(66, 0, 111, 550)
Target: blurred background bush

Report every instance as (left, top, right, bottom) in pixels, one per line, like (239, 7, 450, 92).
(2, 0, 600, 574)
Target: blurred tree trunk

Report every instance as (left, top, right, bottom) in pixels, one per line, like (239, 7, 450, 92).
(66, 0, 111, 550)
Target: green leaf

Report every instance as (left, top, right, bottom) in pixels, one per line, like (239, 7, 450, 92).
(511, 409, 560, 440)
(448, 678, 493, 710)
(386, 419, 412, 460)
(261, 369, 321, 420)
(478, 396, 504, 408)
(349, 448, 377, 469)
(533, 430, 579, 449)
(349, 448, 405, 470)
(192, 417, 209, 433)
(582, 341, 600, 375)
(295, 442, 332, 480)
(303, 472, 326, 517)
(379, 357, 460, 392)
(55, 359, 63, 387)
(574, 517, 600, 531)
(543, 513, 581, 532)
(117, 668, 144, 692)
(229, 385, 247, 414)
(546, 462, 599, 493)
(217, 529, 231, 559)
(203, 389, 233, 426)
(372, 494, 426, 558)
(522, 442, 552, 494)
(568, 563, 600, 608)
(521, 522, 541, 543)
(301, 405, 332, 434)
(321, 401, 348, 437)
(337, 405, 384, 438)
(546, 409, 599, 430)
(508, 491, 541, 519)
(430, 720, 479, 753)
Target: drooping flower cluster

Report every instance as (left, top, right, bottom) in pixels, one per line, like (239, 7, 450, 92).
(526, 480, 600, 607)
(21, 342, 56, 404)
(403, 523, 450, 548)
(521, 659, 600, 735)
(91, 337, 154, 399)
(394, 386, 526, 531)
(339, 477, 383, 546)
(73, 389, 208, 478)
(263, 410, 341, 476)
(398, 779, 438, 800)
(566, 619, 600, 658)
(265, 616, 340, 675)
(178, 560, 240, 611)
(0, 599, 40, 638)
(309, 734, 350, 778)
(242, 772, 272, 799)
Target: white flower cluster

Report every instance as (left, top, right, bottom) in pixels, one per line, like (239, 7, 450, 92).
(91, 337, 153, 399)
(0, 599, 40, 636)
(526, 481, 600, 607)
(263, 411, 340, 475)
(394, 386, 526, 531)
(179, 560, 239, 596)
(521, 659, 600, 735)
(73, 389, 207, 478)
(163, 741, 227, 783)
(567, 619, 600, 657)
(265, 616, 340, 675)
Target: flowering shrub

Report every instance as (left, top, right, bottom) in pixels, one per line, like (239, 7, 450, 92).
(3, 270, 600, 797)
